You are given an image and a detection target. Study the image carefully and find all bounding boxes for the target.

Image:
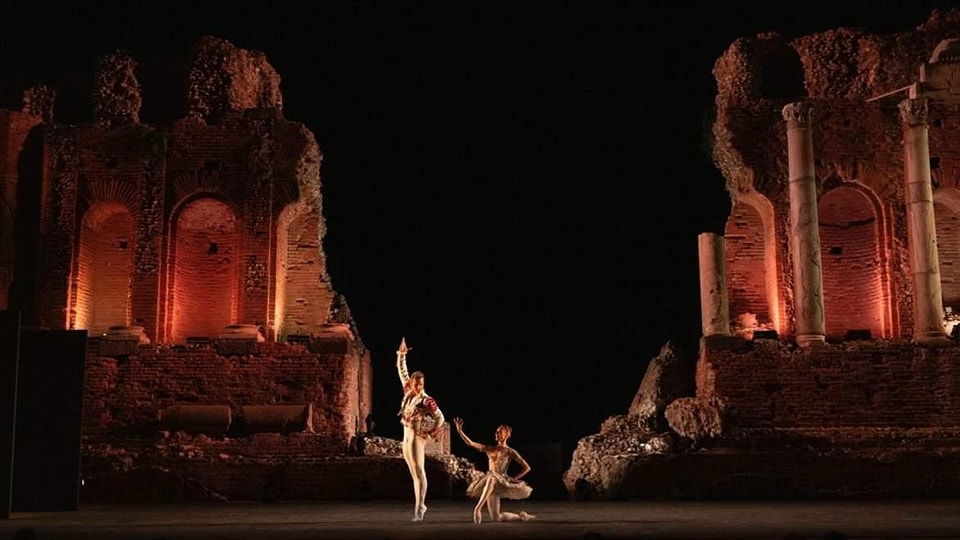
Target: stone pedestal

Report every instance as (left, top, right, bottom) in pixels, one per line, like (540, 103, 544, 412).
(216, 324, 263, 355)
(98, 325, 150, 356)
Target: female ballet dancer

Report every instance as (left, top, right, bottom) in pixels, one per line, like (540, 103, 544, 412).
(454, 417, 536, 524)
(396, 337, 444, 521)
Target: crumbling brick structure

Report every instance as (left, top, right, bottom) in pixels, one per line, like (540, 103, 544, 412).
(565, 9, 960, 500)
(0, 36, 472, 502)
(34, 38, 332, 343)
(708, 19, 960, 345)
(701, 11, 960, 421)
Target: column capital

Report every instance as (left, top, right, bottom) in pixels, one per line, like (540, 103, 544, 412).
(782, 102, 813, 127)
(898, 98, 929, 126)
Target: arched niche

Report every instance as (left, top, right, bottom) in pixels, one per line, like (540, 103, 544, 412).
(818, 185, 890, 339)
(274, 201, 333, 340)
(934, 187, 960, 313)
(724, 191, 781, 336)
(73, 202, 135, 334)
(757, 43, 806, 100)
(168, 196, 240, 343)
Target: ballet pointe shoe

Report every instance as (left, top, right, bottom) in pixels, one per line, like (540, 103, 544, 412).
(418, 505, 427, 520)
(519, 511, 536, 521)
(473, 507, 482, 524)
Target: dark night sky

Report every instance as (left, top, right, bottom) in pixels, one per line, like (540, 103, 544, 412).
(2, 1, 957, 462)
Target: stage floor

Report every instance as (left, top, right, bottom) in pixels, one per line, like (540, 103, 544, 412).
(1, 499, 959, 539)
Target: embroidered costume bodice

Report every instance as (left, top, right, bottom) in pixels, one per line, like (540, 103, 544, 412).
(465, 444, 533, 501)
(399, 390, 437, 427)
(400, 391, 420, 421)
(396, 348, 442, 431)
(486, 446, 519, 475)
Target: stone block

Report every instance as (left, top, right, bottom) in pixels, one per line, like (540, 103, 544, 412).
(160, 404, 232, 436)
(240, 404, 313, 434)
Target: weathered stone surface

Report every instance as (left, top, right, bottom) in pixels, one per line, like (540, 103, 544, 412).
(664, 397, 726, 444)
(0, 34, 373, 503)
(360, 435, 403, 456)
(22, 85, 55, 122)
(564, 341, 699, 499)
(708, 12, 960, 327)
(627, 341, 695, 431)
(563, 414, 680, 500)
(104, 325, 151, 344)
(240, 404, 313, 434)
(185, 35, 282, 123)
(159, 405, 233, 436)
(94, 50, 141, 126)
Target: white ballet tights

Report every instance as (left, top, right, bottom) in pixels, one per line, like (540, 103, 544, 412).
(402, 426, 428, 521)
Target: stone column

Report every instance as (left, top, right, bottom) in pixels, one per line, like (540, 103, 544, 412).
(899, 98, 948, 343)
(783, 102, 826, 347)
(698, 232, 730, 337)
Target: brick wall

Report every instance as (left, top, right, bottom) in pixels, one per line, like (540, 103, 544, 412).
(169, 198, 241, 341)
(39, 125, 156, 331)
(83, 339, 363, 448)
(4, 41, 376, 502)
(818, 185, 888, 339)
(715, 98, 950, 340)
(75, 207, 134, 333)
(698, 340, 960, 428)
(936, 200, 960, 309)
(28, 114, 334, 345)
(725, 202, 771, 331)
(275, 202, 333, 340)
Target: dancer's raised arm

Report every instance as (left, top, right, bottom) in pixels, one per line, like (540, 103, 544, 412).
(396, 337, 410, 387)
(453, 417, 485, 451)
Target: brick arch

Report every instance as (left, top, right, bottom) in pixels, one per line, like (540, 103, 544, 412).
(934, 187, 960, 311)
(164, 194, 241, 343)
(818, 184, 891, 339)
(725, 191, 782, 335)
(83, 178, 140, 210)
(72, 201, 136, 334)
(273, 201, 334, 340)
(170, 169, 245, 208)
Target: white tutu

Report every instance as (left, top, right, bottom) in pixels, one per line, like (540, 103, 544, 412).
(466, 471, 533, 500)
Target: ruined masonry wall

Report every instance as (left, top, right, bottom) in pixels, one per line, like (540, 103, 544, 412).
(698, 341, 960, 428)
(83, 340, 363, 452)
